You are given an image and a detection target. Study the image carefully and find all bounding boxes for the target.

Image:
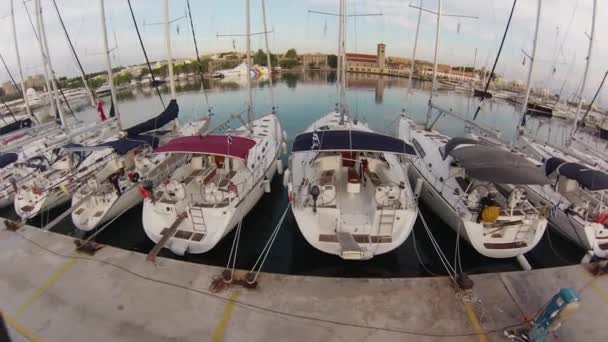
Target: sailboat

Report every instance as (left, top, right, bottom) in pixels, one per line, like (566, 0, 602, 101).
(284, 0, 418, 260)
(515, 0, 608, 260)
(141, 0, 284, 255)
(15, 0, 164, 221)
(70, 0, 210, 232)
(399, 0, 549, 269)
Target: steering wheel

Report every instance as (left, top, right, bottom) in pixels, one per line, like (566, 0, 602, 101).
(508, 186, 527, 209)
(467, 184, 489, 208)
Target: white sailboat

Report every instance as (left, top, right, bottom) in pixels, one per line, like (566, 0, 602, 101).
(285, 0, 418, 260)
(141, 0, 284, 255)
(500, 151, 608, 261)
(399, 0, 549, 269)
(70, 0, 210, 232)
(514, 0, 608, 260)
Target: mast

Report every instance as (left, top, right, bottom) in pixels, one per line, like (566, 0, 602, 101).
(570, 0, 597, 140)
(336, 0, 343, 92)
(164, 0, 176, 100)
(472, 47, 477, 81)
(515, 0, 542, 133)
(245, 0, 254, 128)
(261, 0, 275, 113)
(339, 0, 347, 123)
(405, 0, 423, 109)
(32, 0, 56, 122)
(36, 0, 66, 126)
(11, 0, 34, 121)
(99, 0, 121, 130)
(50, 0, 95, 107)
(425, 0, 441, 128)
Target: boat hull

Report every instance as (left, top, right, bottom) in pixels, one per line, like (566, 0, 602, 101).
(408, 163, 545, 258)
(473, 89, 492, 98)
(142, 162, 278, 254)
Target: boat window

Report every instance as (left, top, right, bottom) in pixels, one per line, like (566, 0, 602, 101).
(411, 138, 426, 158)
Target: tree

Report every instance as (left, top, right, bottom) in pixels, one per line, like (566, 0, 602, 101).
(113, 72, 133, 86)
(285, 48, 298, 59)
(254, 49, 266, 65)
(280, 59, 299, 69)
(328, 54, 338, 69)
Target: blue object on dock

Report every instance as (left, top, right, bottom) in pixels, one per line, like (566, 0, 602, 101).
(527, 288, 580, 342)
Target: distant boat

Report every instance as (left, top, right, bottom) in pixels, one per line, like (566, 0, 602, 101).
(473, 88, 492, 98)
(597, 119, 608, 140)
(212, 63, 267, 79)
(526, 102, 553, 118)
(95, 83, 112, 96)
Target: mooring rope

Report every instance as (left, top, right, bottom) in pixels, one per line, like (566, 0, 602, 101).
(225, 220, 243, 282)
(248, 202, 291, 283)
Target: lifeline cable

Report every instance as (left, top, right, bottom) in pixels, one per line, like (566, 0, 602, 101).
(185, 0, 211, 113)
(126, 0, 165, 109)
(0, 52, 20, 121)
(473, 0, 517, 121)
(50, 0, 96, 106)
(22, 1, 76, 122)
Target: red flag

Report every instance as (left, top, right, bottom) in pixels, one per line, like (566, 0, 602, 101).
(138, 186, 152, 200)
(97, 101, 107, 121)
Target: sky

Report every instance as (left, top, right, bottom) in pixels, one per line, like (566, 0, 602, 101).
(0, 0, 606, 102)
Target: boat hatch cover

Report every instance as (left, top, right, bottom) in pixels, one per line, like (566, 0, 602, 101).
(0, 153, 18, 168)
(545, 157, 608, 191)
(450, 145, 550, 185)
(63, 136, 157, 156)
(292, 130, 416, 155)
(154, 135, 257, 161)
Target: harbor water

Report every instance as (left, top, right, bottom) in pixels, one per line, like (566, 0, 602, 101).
(1, 72, 586, 277)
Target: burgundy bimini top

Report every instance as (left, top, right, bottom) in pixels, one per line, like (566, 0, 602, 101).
(154, 135, 256, 161)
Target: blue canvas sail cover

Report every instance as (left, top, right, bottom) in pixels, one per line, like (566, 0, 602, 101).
(0, 153, 18, 168)
(545, 157, 608, 191)
(292, 130, 416, 155)
(0, 118, 33, 136)
(96, 135, 159, 155)
(125, 99, 178, 136)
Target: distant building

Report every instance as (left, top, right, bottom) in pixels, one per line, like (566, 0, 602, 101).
(345, 43, 409, 77)
(1, 81, 19, 97)
(24, 75, 47, 90)
(208, 52, 243, 72)
(301, 54, 329, 70)
(419, 65, 478, 81)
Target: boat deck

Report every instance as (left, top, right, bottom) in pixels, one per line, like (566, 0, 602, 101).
(1, 223, 607, 341)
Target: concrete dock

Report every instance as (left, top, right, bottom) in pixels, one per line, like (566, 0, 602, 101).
(1, 222, 607, 342)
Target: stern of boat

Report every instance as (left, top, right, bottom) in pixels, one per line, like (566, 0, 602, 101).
(464, 214, 547, 258)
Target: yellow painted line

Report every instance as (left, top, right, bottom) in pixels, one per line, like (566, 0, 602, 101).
(464, 303, 488, 342)
(14, 258, 78, 319)
(212, 291, 240, 342)
(580, 270, 608, 304)
(588, 282, 608, 304)
(1, 311, 43, 342)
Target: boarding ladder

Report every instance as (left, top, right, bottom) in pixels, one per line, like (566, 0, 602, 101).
(379, 207, 397, 236)
(188, 206, 207, 232)
(378, 196, 397, 236)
